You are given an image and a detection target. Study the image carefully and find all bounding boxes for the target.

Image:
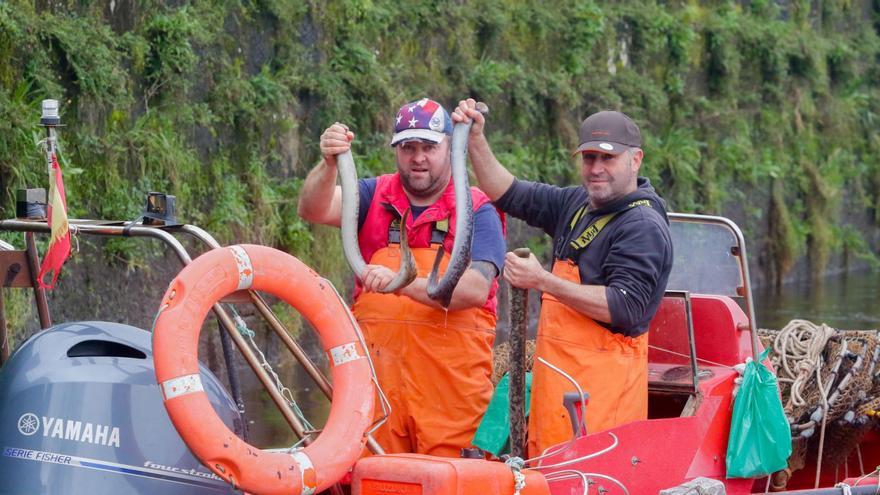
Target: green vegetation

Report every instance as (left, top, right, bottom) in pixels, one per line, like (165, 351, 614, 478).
(1, 0, 879, 327)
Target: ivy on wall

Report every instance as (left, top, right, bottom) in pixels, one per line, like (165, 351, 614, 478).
(1, 0, 878, 308)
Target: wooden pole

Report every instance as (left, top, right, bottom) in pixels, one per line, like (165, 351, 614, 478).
(508, 247, 531, 458)
(25, 233, 51, 329)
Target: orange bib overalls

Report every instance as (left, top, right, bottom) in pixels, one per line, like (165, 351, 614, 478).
(352, 245, 496, 457)
(527, 259, 648, 457)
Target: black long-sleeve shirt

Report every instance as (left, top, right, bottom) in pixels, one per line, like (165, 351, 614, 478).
(495, 177, 673, 337)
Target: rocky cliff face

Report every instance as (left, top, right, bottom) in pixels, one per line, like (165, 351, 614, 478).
(3, 0, 880, 341)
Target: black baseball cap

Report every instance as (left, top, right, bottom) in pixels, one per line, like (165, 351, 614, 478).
(573, 111, 641, 156)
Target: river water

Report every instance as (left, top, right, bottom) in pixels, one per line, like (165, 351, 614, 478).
(753, 270, 880, 331)
(242, 268, 880, 448)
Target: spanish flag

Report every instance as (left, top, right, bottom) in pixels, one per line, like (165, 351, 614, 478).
(37, 152, 71, 289)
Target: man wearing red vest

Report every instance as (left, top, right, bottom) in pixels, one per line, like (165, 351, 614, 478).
(297, 98, 506, 457)
(453, 99, 673, 457)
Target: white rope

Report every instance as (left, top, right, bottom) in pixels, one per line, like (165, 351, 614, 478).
(857, 445, 865, 476)
(815, 351, 830, 489)
(834, 482, 853, 495)
(324, 279, 393, 439)
(771, 319, 836, 410)
(851, 466, 880, 495)
(504, 457, 526, 495)
(226, 305, 316, 438)
(771, 320, 845, 490)
(648, 345, 736, 370)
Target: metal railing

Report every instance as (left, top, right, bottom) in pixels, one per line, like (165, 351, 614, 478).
(667, 213, 760, 360)
(0, 218, 384, 454)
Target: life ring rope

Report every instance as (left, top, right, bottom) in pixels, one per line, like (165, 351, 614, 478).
(320, 276, 393, 439)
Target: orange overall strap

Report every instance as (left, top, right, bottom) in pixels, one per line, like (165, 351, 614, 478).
(527, 260, 648, 457)
(352, 245, 496, 457)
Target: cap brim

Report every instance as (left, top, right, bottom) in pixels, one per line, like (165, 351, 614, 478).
(572, 141, 627, 156)
(390, 129, 447, 146)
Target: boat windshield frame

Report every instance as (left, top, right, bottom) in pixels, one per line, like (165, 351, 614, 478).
(667, 213, 759, 360)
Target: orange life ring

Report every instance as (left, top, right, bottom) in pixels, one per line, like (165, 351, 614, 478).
(152, 244, 375, 495)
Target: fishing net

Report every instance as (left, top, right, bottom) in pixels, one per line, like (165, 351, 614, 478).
(758, 321, 880, 490)
(492, 339, 536, 386)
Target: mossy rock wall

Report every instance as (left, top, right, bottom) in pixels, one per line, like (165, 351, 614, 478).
(2, 0, 880, 342)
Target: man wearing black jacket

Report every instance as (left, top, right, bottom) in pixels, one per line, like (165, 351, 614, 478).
(453, 101, 673, 456)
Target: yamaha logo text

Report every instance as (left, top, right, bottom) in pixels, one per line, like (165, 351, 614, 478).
(17, 412, 121, 448)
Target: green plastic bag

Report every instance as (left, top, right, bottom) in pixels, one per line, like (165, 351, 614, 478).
(472, 372, 532, 456)
(726, 349, 792, 478)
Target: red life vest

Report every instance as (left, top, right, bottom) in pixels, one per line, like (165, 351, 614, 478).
(356, 173, 504, 315)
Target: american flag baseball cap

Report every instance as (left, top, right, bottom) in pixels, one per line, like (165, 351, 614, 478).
(390, 98, 453, 146)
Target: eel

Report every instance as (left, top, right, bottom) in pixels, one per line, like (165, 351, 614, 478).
(338, 150, 417, 293)
(426, 102, 489, 307)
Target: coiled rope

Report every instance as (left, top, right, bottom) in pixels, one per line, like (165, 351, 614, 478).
(772, 319, 837, 410)
(770, 319, 840, 489)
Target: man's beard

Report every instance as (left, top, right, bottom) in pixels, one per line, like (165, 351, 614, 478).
(401, 170, 444, 198)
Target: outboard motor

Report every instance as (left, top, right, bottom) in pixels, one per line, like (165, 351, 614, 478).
(0, 321, 241, 494)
